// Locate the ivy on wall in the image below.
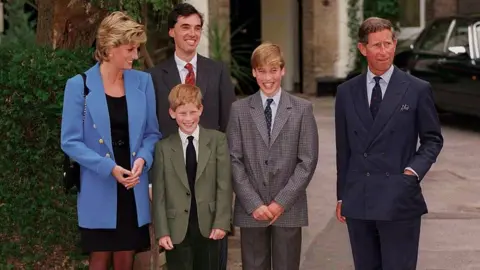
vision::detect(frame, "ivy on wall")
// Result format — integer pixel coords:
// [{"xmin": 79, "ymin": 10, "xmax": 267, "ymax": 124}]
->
[
  {"xmin": 347, "ymin": 0, "xmax": 400, "ymax": 73},
  {"xmin": 347, "ymin": 0, "xmax": 362, "ymax": 72}
]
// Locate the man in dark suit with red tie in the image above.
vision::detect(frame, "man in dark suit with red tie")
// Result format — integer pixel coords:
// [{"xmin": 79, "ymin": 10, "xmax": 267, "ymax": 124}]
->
[
  {"xmin": 335, "ymin": 17, "xmax": 444, "ymax": 270},
  {"xmin": 147, "ymin": 3, "xmax": 236, "ymax": 269},
  {"xmin": 147, "ymin": 3, "xmax": 236, "ymax": 137}
]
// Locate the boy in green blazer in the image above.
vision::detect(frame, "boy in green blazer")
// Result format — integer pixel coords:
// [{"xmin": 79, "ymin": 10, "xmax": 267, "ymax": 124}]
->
[{"xmin": 151, "ymin": 83, "xmax": 233, "ymax": 270}]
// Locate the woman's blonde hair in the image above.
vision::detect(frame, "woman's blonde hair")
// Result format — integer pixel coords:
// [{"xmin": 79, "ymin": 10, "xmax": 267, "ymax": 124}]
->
[{"xmin": 95, "ymin": 11, "xmax": 147, "ymax": 62}]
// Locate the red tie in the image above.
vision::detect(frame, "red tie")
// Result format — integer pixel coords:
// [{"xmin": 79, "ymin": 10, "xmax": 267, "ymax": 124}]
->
[{"xmin": 185, "ymin": 63, "xmax": 195, "ymax": 85}]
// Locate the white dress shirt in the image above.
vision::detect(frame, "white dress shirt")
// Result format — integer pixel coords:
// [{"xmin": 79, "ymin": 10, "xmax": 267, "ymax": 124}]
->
[
  {"xmin": 174, "ymin": 53, "xmax": 198, "ymax": 84},
  {"xmin": 178, "ymin": 126, "xmax": 199, "ymax": 163},
  {"xmin": 148, "ymin": 127, "xmax": 199, "ymax": 189},
  {"xmin": 366, "ymin": 65, "xmax": 394, "ymax": 105},
  {"xmin": 259, "ymin": 88, "xmax": 282, "ymax": 131}
]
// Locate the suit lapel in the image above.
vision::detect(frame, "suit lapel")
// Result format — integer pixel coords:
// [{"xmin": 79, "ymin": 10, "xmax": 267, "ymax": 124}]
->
[
  {"xmin": 84, "ymin": 63, "xmax": 113, "ymax": 155},
  {"xmin": 353, "ymin": 74, "xmax": 374, "ymax": 131},
  {"xmin": 124, "ymin": 70, "xmax": 144, "ymax": 152},
  {"xmin": 366, "ymin": 68, "xmax": 409, "ymax": 146},
  {"xmin": 249, "ymin": 92, "xmax": 270, "ymax": 147},
  {"xmin": 270, "ymin": 92, "xmax": 292, "ymax": 146},
  {"xmin": 195, "ymin": 127, "xmax": 211, "ymax": 182},
  {"xmin": 169, "ymin": 134, "xmax": 190, "ymax": 191},
  {"xmin": 162, "ymin": 56, "xmax": 181, "ymax": 91},
  {"xmin": 196, "ymin": 55, "xmax": 209, "ymax": 96}
]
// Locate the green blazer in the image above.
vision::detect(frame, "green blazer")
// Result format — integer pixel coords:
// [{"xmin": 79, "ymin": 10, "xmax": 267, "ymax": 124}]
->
[{"xmin": 151, "ymin": 126, "xmax": 233, "ymax": 244}]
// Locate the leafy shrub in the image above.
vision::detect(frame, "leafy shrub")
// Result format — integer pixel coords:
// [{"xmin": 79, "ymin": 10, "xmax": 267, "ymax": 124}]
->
[{"xmin": 0, "ymin": 44, "xmax": 95, "ymax": 268}]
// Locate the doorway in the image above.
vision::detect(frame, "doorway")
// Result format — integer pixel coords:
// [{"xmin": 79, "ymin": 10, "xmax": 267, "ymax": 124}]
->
[{"xmin": 230, "ymin": 0, "xmax": 261, "ymax": 95}]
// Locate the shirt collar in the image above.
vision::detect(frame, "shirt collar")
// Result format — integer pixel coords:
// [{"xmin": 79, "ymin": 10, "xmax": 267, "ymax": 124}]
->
[
  {"xmin": 367, "ymin": 65, "xmax": 394, "ymax": 84},
  {"xmin": 178, "ymin": 125, "xmax": 200, "ymax": 144},
  {"xmin": 174, "ymin": 52, "xmax": 198, "ymax": 71},
  {"xmin": 259, "ymin": 88, "xmax": 282, "ymax": 107}
]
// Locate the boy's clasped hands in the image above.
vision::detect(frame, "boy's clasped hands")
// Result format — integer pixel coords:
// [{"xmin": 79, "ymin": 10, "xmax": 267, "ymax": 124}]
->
[
  {"xmin": 158, "ymin": 228, "xmax": 227, "ymax": 250},
  {"xmin": 253, "ymin": 201, "xmax": 285, "ymax": 225}
]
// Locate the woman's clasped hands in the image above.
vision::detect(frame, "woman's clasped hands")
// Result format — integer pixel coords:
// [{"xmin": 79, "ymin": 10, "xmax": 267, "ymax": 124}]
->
[{"xmin": 112, "ymin": 158, "xmax": 145, "ymax": 189}]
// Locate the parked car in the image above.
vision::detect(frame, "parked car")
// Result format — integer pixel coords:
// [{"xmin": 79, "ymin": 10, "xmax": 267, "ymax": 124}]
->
[{"xmin": 394, "ymin": 15, "xmax": 480, "ymax": 117}]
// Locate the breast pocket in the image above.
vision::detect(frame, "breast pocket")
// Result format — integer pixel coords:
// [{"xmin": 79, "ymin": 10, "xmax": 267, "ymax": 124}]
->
[{"xmin": 392, "ymin": 104, "xmax": 416, "ymax": 129}]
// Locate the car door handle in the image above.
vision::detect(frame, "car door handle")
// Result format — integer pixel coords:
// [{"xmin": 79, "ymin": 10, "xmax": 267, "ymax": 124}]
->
[{"xmin": 437, "ymin": 58, "xmax": 446, "ymax": 64}]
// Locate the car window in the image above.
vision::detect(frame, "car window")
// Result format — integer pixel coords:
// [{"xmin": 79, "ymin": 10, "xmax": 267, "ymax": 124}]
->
[
  {"xmin": 417, "ymin": 20, "xmax": 452, "ymax": 52},
  {"xmin": 446, "ymin": 20, "xmax": 470, "ymax": 55}
]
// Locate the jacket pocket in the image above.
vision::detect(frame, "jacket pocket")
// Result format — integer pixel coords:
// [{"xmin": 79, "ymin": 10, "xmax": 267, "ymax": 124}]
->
[{"xmin": 166, "ymin": 209, "xmax": 176, "ymax": 219}]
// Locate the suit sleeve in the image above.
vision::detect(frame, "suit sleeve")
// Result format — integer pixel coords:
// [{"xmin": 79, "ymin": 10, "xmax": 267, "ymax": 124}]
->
[
  {"xmin": 218, "ymin": 62, "xmax": 237, "ymax": 132},
  {"xmin": 407, "ymin": 83, "xmax": 443, "ymax": 180},
  {"xmin": 60, "ymin": 75, "xmax": 116, "ymax": 178},
  {"xmin": 136, "ymin": 74, "xmax": 162, "ymax": 171},
  {"xmin": 335, "ymin": 87, "xmax": 351, "ymax": 201},
  {"xmin": 213, "ymin": 133, "xmax": 233, "ymax": 231},
  {"xmin": 227, "ymin": 104, "xmax": 265, "ymax": 215},
  {"xmin": 151, "ymin": 143, "xmax": 170, "ymax": 239},
  {"xmin": 274, "ymin": 103, "xmax": 319, "ymax": 211}
]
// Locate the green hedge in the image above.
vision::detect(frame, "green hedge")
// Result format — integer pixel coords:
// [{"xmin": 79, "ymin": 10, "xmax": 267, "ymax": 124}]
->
[{"xmin": 0, "ymin": 44, "xmax": 95, "ymax": 269}]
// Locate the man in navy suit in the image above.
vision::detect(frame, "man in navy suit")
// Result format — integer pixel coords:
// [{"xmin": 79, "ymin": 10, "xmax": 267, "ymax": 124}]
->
[{"xmin": 335, "ymin": 17, "xmax": 444, "ymax": 270}]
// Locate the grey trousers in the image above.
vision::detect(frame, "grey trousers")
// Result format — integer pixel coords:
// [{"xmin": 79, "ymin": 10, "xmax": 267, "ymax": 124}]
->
[{"xmin": 240, "ymin": 226, "xmax": 302, "ymax": 270}]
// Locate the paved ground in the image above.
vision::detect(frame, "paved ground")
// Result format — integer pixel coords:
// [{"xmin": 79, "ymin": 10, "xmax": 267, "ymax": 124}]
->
[{"xmin": 227, "ymin": 96, "xmax": 480, "ymax": 270}]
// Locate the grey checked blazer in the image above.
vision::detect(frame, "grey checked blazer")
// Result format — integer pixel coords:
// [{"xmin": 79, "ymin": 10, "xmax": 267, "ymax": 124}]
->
[{"xmin": 227, "ymin": 91, "xmax": 319, "ymax": 228}]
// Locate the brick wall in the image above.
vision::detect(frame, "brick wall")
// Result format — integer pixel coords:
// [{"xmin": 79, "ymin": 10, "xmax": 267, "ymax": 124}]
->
[
  {"xmin": 426, "ymin": 0, "xmax": 458, "ymax": 22},
  {"xmin": 313, "ymin": 0, "xmax": 339, "ymax": 77},
  {"xmin": 302, "ymin": 0, "xmax": 339, "ymax": 95},
  {"xmin": 302, "ymin": 0, "xmax": 315, "ymax": 95},
  {"xmin": 458, "ymin": 0, "xmax": 480, "ymax": 15}
]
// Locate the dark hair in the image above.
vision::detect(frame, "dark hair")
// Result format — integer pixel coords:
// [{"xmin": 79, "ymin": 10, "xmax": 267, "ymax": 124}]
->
[
  {"xmin": 358, "ymin": 17, "xmax": 396, "ymax": 44},
  {"xmin": 167, "ymin": 3, "xmax": 204, "ymax": 29}
]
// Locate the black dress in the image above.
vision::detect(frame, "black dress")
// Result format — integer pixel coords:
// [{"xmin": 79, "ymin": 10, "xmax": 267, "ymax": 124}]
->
[{"xmin": 79, "ymin": 94, "xmax": 150, "ymax": 253}]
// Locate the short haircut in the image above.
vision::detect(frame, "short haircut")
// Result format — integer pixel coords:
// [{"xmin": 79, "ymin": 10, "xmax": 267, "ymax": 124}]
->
[
  {"xmin": 95, "ymin": 11, "xmax": 147, "ymax": 62},
  {"xmin": 251, "ymin": 42, "xmax": 285, "ymax": 69},
  {"xmin": 168, "ymin": 3, "xmax": 204, "ymax": 29},
  {"xmin": 168, "ymin": 84, "xmax": 203, "ymax": 111},
  {"xmin": 358, "ymin": 17, "xmax": 396, "ymax": 44}
]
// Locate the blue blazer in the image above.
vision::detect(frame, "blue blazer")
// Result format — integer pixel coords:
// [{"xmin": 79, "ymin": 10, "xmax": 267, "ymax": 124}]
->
[
  {"xmin": 335, "ymin": 67, "xmax": 443, "ymax": 221},
  {"xmin": 61, "ymin": 63, "xmax": 162, "ymax": 229}
]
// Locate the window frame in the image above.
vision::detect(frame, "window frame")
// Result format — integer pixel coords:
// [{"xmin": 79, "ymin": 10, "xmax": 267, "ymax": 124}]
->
[{"xmin": 473, "ymin": 21, "xmax": 480, "ymax": 59}]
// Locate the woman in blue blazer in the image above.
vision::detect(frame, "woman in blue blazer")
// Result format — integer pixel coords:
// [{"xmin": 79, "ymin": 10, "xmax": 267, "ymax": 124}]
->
[{"xmin": 61, "ymin": 12, "xmax": 161, "ymax": 269}]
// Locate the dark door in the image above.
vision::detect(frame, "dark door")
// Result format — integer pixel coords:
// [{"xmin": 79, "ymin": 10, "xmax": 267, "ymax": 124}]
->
[
  {"xmin": 409, "ymin": 18, "xmax": 454, "ymax": 107},
  {"xmin": 436, "ymin": 19, "xmax": 480, "ymax": 116},
  {"xmin": 230, "ymin": 0, "xmax": 261, "ymax": 95}
]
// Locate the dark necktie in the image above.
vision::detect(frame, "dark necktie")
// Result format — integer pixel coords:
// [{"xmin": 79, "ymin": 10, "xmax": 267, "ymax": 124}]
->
[
  {"xmin": 185, "ymin": 136, "xmax": 197, "ymax": 222},
  {"xmin": 264, "ymin": 98, "xmax": 274, "ymax": 140},
  {"xmin": 370, "ymin": 76, "xmax": 383, "ymax": 119},
  {"xmin": 185, "ymin": 63, "xmax": 196, "ymax": 85}
]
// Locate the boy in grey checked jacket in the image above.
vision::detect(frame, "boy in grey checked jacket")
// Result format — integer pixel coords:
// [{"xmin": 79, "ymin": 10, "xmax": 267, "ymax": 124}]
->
[{"xmin": 226, "ymin": 42, "xmax": 319, "ymax": 270}]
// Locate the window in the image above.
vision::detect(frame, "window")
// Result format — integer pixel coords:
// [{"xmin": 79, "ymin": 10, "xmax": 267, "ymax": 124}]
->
[
  {"xmin": 397, "ymin": 0, "xmax": 426, "ymax": 40},
  {"xmin": 445, "ymin": 20, "xmax": 470, "ymax": 55},
  {"xmin": 417, "ymin": 20, "xmax": 452, "ymax": 52},
  {"xmin": 399, "ymin": 0, "xmax": 420, "ymax": 27}
]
